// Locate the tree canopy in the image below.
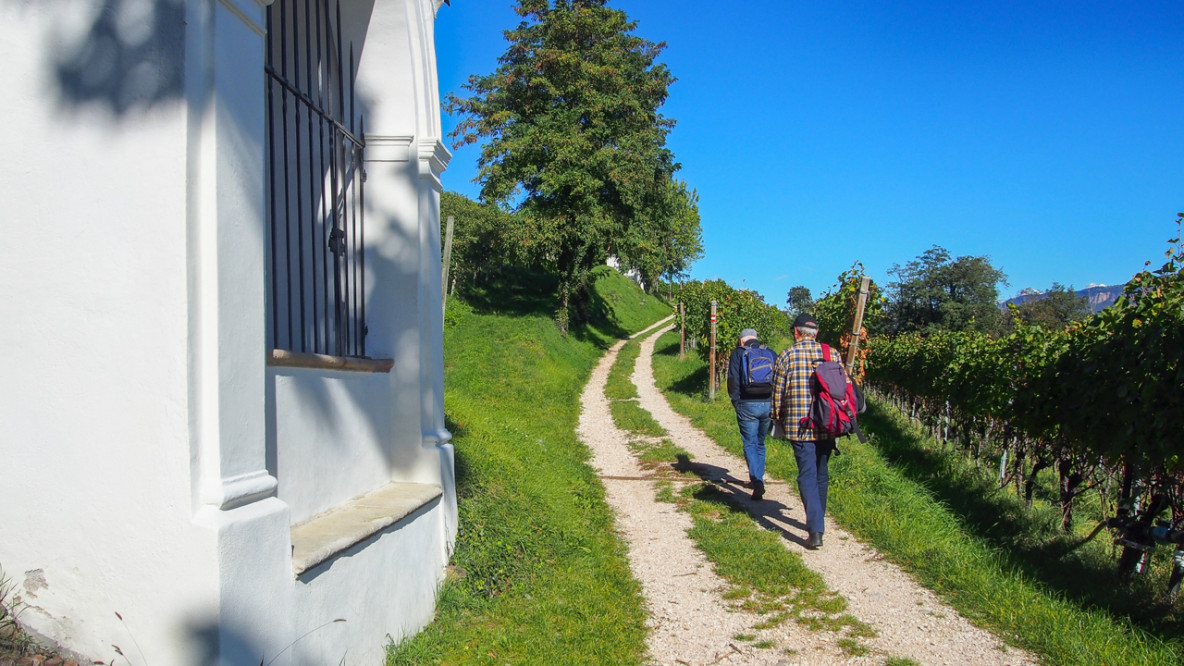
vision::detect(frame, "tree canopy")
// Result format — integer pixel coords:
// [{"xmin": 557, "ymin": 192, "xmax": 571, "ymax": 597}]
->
[
  {"xmin": 615, "ymin": 179, "xmax": 703, "ymax": 290},
  {"xmin": 785, "ymin": 286, "xmax": 813, "ymax": 317},
  {"xmin": 445, "ymin": 0, "xmax": 695, "ymax": 331},
  {"xmin": 1003, "ymin": 283, "xmax": 1092, "ymax": 332},
  {"xmin": 886, "ymin": 246, "xmax": 1008, "ymax": 334},
  {"xmin": 440, "ymin": 192, "xmax": 521, "ymax": 294}
]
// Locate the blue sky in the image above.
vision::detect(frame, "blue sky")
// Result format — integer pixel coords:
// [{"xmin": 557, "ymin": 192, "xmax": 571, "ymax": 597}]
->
[{"xmin": 435, "ymin": 1, "xmax": 1184, "ymax": 305}]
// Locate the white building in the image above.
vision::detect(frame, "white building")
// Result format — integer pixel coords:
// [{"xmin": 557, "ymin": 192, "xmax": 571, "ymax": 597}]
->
[{"xmin": 0, "ymin": 1, "xmax": 456, "ymax": 663}]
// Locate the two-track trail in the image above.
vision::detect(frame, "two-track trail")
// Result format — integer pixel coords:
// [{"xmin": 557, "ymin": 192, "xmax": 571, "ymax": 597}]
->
[{"xmin": 578, "ymin": 319, "xmax": 1036, "ymax": 666}]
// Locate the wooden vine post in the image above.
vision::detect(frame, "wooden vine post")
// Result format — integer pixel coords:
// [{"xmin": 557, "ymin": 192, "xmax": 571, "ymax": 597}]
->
[
  {"xmin": 679, "ymin": 301, "xmax": 686, "ymax": 361},
  {"xmin": 845, "ymin": 276, "xmax": 871, "ymax": 376},
  {"xmin": 441, "ymin": 215, "xmax": 455, "ymax": 312},
  {"xmin": 709, "ymin": 300, "xmax": 718, "ymax": 400}
]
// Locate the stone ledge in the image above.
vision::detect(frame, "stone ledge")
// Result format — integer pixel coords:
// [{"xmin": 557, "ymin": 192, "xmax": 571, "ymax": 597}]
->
[
  {"xmin": 269, "ymin": 349, "xmax": 394, "ymax": 373},
  {"xmin": 290, "ymin": 481, "xmax": 443, "ymax": 576}
]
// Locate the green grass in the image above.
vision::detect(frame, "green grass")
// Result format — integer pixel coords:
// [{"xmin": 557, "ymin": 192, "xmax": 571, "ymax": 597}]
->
[
  {"xmin": 861, "ymin": 395, "xmax": 1184, "ymax": 629},
  {"xmin": 387, "ymin": 267, "xmax": 669, "ymax": 665},
  {"xmin": 606, "ymin": 334, "xmax": 669, "ymax": 439},
  {"xmin": 650, "ymin": 330, "xmax": 1184, "ymax": 666},
  {"xmin": 604, "ymin": 340, "xmax": 641, "ymax": 401},
  {"xmin": 679, "ymin": 483, "xmax": 874, "ymax": 642}
]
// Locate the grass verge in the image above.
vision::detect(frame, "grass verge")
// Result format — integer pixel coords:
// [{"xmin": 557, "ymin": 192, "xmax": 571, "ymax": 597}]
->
[
  {"xmin": 650, "ymin": 330, "xmax": 1184, "ymax": 666},
  {"xmin": 386, "ymin": 267, "xmax": 669, "ymax": 665}
]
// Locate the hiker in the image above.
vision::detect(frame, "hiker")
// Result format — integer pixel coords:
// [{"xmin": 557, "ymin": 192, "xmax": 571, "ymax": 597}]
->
[
  {"xmin": 726, "ymin": 328, "xmax": 777, "ymax": 500},
  {"xmin": 771, "ymin": 313, "xmax": 834, "ymax": 550}
]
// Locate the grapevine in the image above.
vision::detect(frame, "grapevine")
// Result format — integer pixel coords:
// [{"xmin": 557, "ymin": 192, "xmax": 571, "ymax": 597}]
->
[{"xmin": 866, "ymin": 217, "xmax": 1184, "ymax": 530}]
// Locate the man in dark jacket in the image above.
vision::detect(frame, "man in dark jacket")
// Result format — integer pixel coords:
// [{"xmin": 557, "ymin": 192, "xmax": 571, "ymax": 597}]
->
[{"xmin": 726, "ymin": 328, "xmax": 776, "ymax": 500}]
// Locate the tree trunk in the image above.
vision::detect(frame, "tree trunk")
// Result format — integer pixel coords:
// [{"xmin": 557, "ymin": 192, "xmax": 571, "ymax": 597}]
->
[
  {"xmin": 1058, "ymin": 457, "xmax": 1084, "ymax": 533},
  {"xmin": 1009, "ymin": 440, "xmax": 1025, "ymax": 497},
  {"xmin": 1025, "ymin": 457, "xmax": 1049, "ymax": 507},
  {"xmin": 557, "ymin": 286, "xmax": 571, "ymax": 336}
]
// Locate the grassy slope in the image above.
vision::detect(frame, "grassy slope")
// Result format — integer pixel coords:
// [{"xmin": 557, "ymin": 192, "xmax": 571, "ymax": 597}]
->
[
  {"xmin": 649, "ymin": 330, "xmax": 1184, "ymax": 666},
  {"xmin": 388, "ymin": 267, "xmax": 669, "ymax": 665}
]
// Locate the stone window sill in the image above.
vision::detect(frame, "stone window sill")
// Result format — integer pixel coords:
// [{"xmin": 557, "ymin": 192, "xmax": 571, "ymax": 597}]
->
[
  {"xmin": 290, "ymin": 481, "xmax": 443, "ymax": 576},
  {"xmin": 269, "ymin": 349, "xmax": 394, "ymax": 373}
]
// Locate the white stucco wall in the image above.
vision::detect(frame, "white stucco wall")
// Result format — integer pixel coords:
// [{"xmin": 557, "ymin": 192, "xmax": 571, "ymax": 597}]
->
[
  {"xmin": 0, "ymin": 1, "xmax": 455, "ymax": 663},
  {"xmin": 269, "ymin": 0, "xmax": 455, "ymax": 526},
  {"xmin": 0, "ymin": 0, "xmax": 222, "ymax": 661}
]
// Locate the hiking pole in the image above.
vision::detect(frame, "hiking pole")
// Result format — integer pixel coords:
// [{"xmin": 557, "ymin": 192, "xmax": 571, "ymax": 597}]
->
[{"xmin": 845, "ymin": 276, "xmax": 871, "ymax": 377}]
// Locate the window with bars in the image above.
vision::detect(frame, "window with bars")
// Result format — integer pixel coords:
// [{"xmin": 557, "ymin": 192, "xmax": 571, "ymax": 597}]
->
[{"xmin": 265, "ymin": 0, "xmax": 367, "ymax": 358}]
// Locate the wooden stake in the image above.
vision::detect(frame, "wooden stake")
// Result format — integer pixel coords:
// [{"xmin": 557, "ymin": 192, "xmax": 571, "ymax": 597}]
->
[
  {"xmin": 441, "ymin": 215, "xmax": 455, "ymax": 312},
  {"xmin": 679, "ymin": 301, "xmax": 686, "ymax": 361},
  {"xmin": 709, "ymin": 300, "xmax": 718, "ymax": 400},
  {"xmin": 845, "ymin": 276, "xmax": 871, "ymax": 375}
]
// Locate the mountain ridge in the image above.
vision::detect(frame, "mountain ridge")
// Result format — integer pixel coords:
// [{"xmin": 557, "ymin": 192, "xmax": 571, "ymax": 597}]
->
[{"xmin": 1002, "ymin": 284, "xmax": 1124, "ymax": 313}]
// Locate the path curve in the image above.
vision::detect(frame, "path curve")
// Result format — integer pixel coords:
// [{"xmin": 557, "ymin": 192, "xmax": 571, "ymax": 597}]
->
[{"xmin": 579, "ymin": 320, "xmax": 1036, "ymax": 665}]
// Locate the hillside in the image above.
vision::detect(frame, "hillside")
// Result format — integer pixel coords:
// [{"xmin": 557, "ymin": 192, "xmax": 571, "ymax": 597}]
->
[
  {"xmin": 1003, "ymin": 283, "xmax": 1124, "ymax": 313},
  {"xmin": 389, "ymin": 266, "xmax": 670, "ymax": 664}
]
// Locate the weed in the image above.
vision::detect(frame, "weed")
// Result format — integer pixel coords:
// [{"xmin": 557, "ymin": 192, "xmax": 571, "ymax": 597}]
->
[
  {"xmin": 0, "ymin": 565, "xmax": 33, "ymax": 657},
  {"xmin": 836, "ymin": 637, "xmax": 869, "ymax": 656},
  {"xmin": 654, "ymin": 483, "xmax": 677, "ymax": 503},
  {"xmin": 264, "ymin": 618, "xmax": 346, "ymax": 666}
]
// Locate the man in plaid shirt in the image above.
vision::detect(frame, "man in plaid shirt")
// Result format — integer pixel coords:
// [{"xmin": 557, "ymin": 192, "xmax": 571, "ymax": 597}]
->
[{"xmin": 771, "ymin": 313, "xmax": 834, "ymax": 550}]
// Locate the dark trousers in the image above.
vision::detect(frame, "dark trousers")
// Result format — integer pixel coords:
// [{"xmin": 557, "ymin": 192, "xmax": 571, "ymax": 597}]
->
[{"xmin": 790, "ymin": 439, "xmax": 833, "ymax": 534}]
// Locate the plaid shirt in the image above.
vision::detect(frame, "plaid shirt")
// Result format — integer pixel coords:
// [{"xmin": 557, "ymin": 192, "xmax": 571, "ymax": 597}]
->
[{"xmin": 771, "ymin": 338, "xmax": 830, "ymax": 441}]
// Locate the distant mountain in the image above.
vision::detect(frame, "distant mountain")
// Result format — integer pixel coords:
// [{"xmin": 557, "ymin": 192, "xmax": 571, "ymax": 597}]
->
[{"xmin": 1001, "ymin": 283, "xmax": 1125, "ymax": 313}]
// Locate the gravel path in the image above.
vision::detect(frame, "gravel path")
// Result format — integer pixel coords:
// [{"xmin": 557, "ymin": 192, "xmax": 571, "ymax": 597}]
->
[{"xmin": 578, "ymin": 320, "xmax": 1038, "ymax": 666}]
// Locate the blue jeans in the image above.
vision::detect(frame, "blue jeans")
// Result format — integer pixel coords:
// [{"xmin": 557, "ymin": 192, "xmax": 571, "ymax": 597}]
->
[
  {"xmin": 791, "ymin": 439, "xmax": 833, "ymax": 534},
  {"xmin": 735, "ymin": 400, "xmax": 771, "ymax": 485}
]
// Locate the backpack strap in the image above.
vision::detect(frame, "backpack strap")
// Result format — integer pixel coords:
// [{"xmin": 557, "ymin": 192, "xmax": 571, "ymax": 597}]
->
[{"xmin": 820, "ymin": 343, "xmax": 832, "ymax": 362}]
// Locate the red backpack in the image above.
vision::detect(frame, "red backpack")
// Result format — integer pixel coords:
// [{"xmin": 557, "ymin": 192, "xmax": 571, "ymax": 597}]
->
[{"xmin": 800, "ymin": 344, "xmax": 867, "ymax": 443}]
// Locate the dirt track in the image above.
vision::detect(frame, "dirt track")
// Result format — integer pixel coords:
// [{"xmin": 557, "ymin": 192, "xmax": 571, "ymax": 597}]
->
[{"xmin": 578, "ymin": 319, "xmax": 1036, "ymax": 665}]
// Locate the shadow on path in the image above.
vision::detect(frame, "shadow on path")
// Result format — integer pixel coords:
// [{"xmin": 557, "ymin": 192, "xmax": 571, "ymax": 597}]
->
[{"xmin": 669, "ymin": 454, "xmax": 810, "ymax": 549}]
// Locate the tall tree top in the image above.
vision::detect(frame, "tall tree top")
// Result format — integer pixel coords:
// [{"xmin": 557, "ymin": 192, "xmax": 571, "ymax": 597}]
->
[{"xmin": 444, "ymin": 0, "xmax": 685, "ymax": 331}]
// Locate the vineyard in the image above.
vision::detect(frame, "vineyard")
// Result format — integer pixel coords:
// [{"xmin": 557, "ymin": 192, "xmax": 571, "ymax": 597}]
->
[
  {"xmin": 674, "ymin": 279, "xmax": 791, "ymax": 362},
  {"xmin": 673, "ymin": 219, "xmax": 1184, "ymax": 612},
  {"xmin": 865, "ymin": 222, "xmax": 1183, "ymax": 520}
]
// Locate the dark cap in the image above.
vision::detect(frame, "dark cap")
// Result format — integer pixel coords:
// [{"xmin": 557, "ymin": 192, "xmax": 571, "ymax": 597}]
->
[{"xmin": 793, "ymin": 313, "xmax": 818, "ymax": 329}]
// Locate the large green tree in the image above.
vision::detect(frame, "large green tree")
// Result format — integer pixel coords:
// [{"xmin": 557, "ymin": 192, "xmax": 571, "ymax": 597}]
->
[
  {"xmin": 446, "ymin": 0, "xmax": 681, "ymax": 331},
  {"xmin": 616, "ymin": 179, "xmax": 703, "ymax": 291},
  {"xmin": 785, "ymin": 286, "xmax": 813, "ymax": 317},
  {"xmin": 887, "ymin": 245, "xmax": 1007, "ymax": 334}
]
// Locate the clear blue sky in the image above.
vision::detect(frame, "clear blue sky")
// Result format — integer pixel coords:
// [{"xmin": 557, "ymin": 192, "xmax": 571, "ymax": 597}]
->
[{"xmin": 435, "ymin": 1, "xmax": 1184, "ymax": 305}]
